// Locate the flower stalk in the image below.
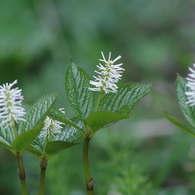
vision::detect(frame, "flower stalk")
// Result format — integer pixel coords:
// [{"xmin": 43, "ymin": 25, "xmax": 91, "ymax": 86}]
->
[
  {"xmin": 38, "ymin": 108, "xmax": 65, "ymax": 195},
  {"xmin": 16, "ymin": 152, "xmax": 27, "ymax": 195},
  {"xmin": 84, "ymin": 52, "xmax": 125, "ymax": 194},
  {"xmin": 94, "ymin": 92, "xmax": 103, "ymax": 111},
  {"xmin": 39, "ymin": 157, "xmax": 48, "ymax": 195},
  {"xmin": 83, "ymin": 138, "xmax": 94, "ymax": 195}
]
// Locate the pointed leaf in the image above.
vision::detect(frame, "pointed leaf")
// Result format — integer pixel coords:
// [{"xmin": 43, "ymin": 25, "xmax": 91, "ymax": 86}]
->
[
  {"xmin": 22, "ymin": 102, "xmax": 31, "ymax": 112},
  {"xmin": 18, "ymin": 92, "xmax": 58, "ymax": 134},
  {"xmin": 25, "ymin": 144, "xmax": 42, "ymax": 158},
  {"xmin": 65, "ymin": 60, "xmax": 94, "ymax": 119},
  {"xmin": 0, "ymin": 124, "xmax": 15, "ymax": 150},
  {"xmin": 29, "ymin": 136, "xmax": 47, "ymax": 155},
  {"xmin": 0, "ymin": 138, "xmax": 13, "ymax": 151},
  {"xmin": 86, "ymin": 111, "xmax": 129, "ymax": 134},
  {"xmin": 27, "ymin": 117, "xmax": 82, "ymax": 158},
  {"xmin": 116, "ymin": 105, "xmax": 131, "ymax": 115},
  {"xmin": 49, "ymin": 107, "xmax": 84, "ymax": 135},
  {"xmin": 98, "ymin": 82, "xmax": 152, "ymax": 112},
  {"xmin": 52, "ymin": 117, "xmax": 82, "ymax": 142},
  {"xmin": 163, "ymin": 111, "xmax": 195, "ymax": 138},
  {"xmin": 12, "ymin": 123, "xmax": 44, "ymax": 152},
  {"xmin": 176, "ymin": 75, "xmax": 195, "ymax": 127},
  {"xmin": 45, "ymin": 141, "xmax": 78, "ymax": 156}
]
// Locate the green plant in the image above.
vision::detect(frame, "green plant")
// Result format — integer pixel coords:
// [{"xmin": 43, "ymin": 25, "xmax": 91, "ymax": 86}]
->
[{"xmin": 0, "ymin": 52, "xmax": 152, "ymax": 194}]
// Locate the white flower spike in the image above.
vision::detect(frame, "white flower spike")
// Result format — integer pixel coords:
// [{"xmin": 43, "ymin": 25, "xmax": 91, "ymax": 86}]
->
[
  {"xmin": 89, "ymin": 52, "xmax": 125, "ymax": 94},
  {"xmin": 185, "ymin": 64, "xmax": 195, "ymax": 106},
  {"xmin": 0, "ymin": 80, "xmax": 26, "ymax": 127},
  {"xmin": 40, "ymin": 108, "xmax": 65, "ymax": 138}
]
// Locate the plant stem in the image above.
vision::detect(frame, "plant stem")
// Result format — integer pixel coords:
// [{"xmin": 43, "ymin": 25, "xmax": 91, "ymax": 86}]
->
[
  {"xmin": 83, "ymin": 138, "xmax": 94, "ymax": 195},
  {"xmin": 16, "ymin": 152, "xmax": 27, "ymax": 195},
  {"xmin": 13, "ymin": 121, "xmax": 18, "ymax": 141},
  {"xmin": 95, "ymin": 92, "xmax": 103, "ymax": 111},
  {"xmin": 39, "ymin": 158, "xmax": 48, "ymax": 195}
]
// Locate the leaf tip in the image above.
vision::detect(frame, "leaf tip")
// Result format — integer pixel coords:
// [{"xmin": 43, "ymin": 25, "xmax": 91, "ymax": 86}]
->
[{"xmin": 69, "ymin": 57, "xmax": 75, "ymax": 65}]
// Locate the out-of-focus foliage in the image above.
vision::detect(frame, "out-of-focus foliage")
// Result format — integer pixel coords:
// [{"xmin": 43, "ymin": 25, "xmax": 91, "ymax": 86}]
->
[{"xmin": 1, "ymin": 0, "xmax": 195, "ymax": 194}]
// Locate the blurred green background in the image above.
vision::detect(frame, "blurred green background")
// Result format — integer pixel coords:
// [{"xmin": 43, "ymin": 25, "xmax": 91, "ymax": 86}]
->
[{"xmin": 1, "ymin": 0, "xmax": 195, "ymax": 194}]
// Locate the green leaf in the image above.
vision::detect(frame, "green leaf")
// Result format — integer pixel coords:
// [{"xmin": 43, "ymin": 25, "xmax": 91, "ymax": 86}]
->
[
  {"xmin": 86, "ymin": 111, "xmax": 129, "ymax": 136},
  {"xmin": 163, "ymin": 111, "xmax": 195, "ymax": 138},
  {"xmin": 26, "ymin": 136, "xmax": 46, "ymax": 158},
  {"xmin": 65, "ymin": 60, "xmax": 94, "ymax": 120},
  {"xmin": 0, "ymin": 124, "xmax": 15, "ymax": 150},
  {"xmin": 45, "ymin": 141, "xmax": 78, "ymax": 156},
  {"xmin": 116, "ymin": 105, "xmax": 131, "ymax": 115},
  {"xmin": 176, "ymin": 75, "xmax": 195, "ymax": 127},
  {"xmin": 98, "ymin": 82, "xmax": 152, "ymax": 113},
  {"xmin": 0, "ymin": 138, "xmax": 13, "ymax": 151},
  {"xmin": 49, "ymin": 107, "xmax": 84, "ymax": 135},
  {"xmin": 27, "ymin": 117, "xmax": 82, "ymax": 158},
  {"xmin": 52, "ymin": 117, "xmax": 82, "ymax": 142},
  {"xmin": 12, "ymin": 123, "xmax": 43, "ymax": 152},
  {"xmin": 25, "ymin": 144, "xmax": 42, "ymax": 159},
  {"xmin": 18, "ymin": 92, "xmax": 58, "ymax": 134}
]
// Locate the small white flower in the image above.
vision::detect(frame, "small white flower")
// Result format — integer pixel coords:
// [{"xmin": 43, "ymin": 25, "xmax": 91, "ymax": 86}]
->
[
  {"xmin": 89, "ymin": 52, "xmax": 125, "ymax": 94},
  {"xmin": 40, "ymin": 108, "xmax": 65, "ymax": 138},
  {"xmin": 59, "ymin": 108, "xmax": 66, "ymax": 115},
  {"xmin": 185, "ymin": 64, "xmax": 195, "ymax": 106},
  {"xmin": 0, "ymin": 80, "xmax": 26, "ymax": 127}
]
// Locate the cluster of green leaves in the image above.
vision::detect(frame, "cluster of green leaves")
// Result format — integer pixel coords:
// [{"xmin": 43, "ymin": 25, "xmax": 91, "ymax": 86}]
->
[
  {"xmin": 26, "ymin": 106, "xmax": 81, "ymax": 161},
  {"xmin": 0, "ymin": 89, "xmax": 81, "ymax": 162},
  {"xmin": 164, "ymin": 75, "xmax": 195, "ymax": 137},
  {"xmin": 0, "ymin": 55, "xmax": 152, "ymax": 162},
  {"xmin": 0, "ymin": 93, "xmax": 58, "ymax": 156},
  {"xmin": 0, "ymin": 58, "xmax": 152, "ymax": 195},
  {"xmin": 65, "ymin": 60, "xmax": 152, "ymax": 138}
]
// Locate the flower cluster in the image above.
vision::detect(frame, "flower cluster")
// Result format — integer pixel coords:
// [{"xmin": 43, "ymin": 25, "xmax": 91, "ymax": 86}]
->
[
  {"xmin": 39, "ymin": 108, "xmax": 65, "ymax": 138},
  {"xmin": 186, "ymin": 64, "xmax": 195, "ymax": 106},
  {"xmin": 0, "ymin": 80, "xmax": 26, "ymax": 127},
  {"xmin": 89, "ymin": 52, "xmax": 125, "ymax": 94}
]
